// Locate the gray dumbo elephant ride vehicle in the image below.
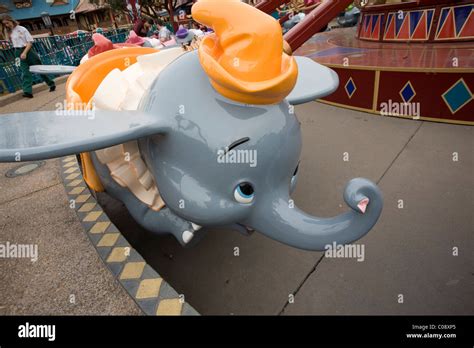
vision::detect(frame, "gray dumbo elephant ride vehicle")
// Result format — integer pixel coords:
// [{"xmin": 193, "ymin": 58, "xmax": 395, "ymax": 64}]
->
[{"xmin": 0, "ymin": 0, "xmax": 382, "ymax": 251}]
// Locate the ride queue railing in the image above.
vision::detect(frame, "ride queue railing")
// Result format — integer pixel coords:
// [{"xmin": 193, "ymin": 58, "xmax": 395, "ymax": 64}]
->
[{"xmin": 0, "ymin": 28, "xmax": 130, "ymax": 95}]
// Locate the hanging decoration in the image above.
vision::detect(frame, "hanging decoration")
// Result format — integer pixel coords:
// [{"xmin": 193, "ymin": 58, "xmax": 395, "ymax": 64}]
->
[{"xmin": 125, "ymin": 0, "xmax": 142, "ymax": 22}]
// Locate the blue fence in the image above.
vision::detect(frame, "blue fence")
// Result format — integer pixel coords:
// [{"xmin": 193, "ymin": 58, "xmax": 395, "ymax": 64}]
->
[{"xmin": 0, "ymin": 28, "xmax": 130, "ymax": 94}]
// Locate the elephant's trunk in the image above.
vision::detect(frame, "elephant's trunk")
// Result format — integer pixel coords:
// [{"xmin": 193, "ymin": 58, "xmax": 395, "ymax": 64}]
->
[{"xmin": 244, "ymin": 178, "xmax": 383, "ymax": 251}]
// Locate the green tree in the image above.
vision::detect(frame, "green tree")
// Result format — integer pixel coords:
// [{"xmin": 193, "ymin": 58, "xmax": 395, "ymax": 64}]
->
[{"xmin": 91, "ymin": 0, "xmax": 185, "ymax": 19}]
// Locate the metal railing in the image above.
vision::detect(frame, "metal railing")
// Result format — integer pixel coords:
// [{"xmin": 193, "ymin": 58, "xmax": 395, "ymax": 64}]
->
[{"xmin": 0, "ymin": 28, "xmax": 130, "ymax": 95}]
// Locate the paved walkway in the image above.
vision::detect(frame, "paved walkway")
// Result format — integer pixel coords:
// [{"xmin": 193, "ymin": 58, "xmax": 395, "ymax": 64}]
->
[
  {"xmin": 99, "ymin": 103, "xmax": 474, "ymax": 315},
  {"xmin": 0, "ymin": 84, "xmax": 141, "ymax": 315},
  {"xmin": 0, "ymin": 83, "xmax": 472, "ymax": 315}
]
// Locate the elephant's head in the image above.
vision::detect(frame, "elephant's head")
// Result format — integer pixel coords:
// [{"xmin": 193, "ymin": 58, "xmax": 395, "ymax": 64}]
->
[{"xmin": 133, "ymin": 49, "xmax": 382, "ymax": 251}]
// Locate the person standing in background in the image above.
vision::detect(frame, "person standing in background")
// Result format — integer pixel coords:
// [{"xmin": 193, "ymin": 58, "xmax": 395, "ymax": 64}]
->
[
  {"xmin": 1, "ymin": 15, "xmax": 55, "ymax": 98},
  {"xmin": 156, "ymin": 19, "xmax": 172, "ymax": 43}
]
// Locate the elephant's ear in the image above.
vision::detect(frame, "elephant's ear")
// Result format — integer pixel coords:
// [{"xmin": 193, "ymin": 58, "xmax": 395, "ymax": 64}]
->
[
  {"xmin": 0, "ymin": 110, "xmax": 166, "ymax": 162},
  {"xmin": 286, "ymin": 56, "xmax": 339, "ymax": 105}
]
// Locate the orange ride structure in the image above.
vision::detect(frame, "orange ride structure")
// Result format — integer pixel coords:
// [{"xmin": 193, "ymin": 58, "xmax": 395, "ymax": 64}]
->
[{"xmin": 260, "ymin": 0, "xmax": 474, "ymax": 125}]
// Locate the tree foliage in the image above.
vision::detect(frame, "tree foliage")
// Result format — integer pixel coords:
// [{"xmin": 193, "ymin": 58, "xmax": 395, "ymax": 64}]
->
[{"xmin": 91, "ymin": 0, "xmax": 185, "ymax": 18}]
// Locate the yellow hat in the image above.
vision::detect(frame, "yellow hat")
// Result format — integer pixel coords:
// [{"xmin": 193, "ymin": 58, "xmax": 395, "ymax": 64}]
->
[{"xmin": 192, "ymin": 0, "xmax": 298, "ymax": 105}]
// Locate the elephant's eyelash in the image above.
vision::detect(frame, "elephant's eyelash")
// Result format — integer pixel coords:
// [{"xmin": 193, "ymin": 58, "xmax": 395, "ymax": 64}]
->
[{"xmin": 225, "ymin": 137, "xmax": 250, "ymax": 154}]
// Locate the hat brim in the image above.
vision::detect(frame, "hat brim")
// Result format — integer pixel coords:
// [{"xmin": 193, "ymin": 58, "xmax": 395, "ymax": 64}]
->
[{"xmin": 176, "ymin": 32, "xmax": 195, "ymax": 44}]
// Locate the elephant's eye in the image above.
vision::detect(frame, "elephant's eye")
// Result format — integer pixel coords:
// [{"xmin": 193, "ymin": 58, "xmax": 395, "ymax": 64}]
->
[{"xmin": 234, "ymin": 182, "xmax": 254, "ymax": 204}]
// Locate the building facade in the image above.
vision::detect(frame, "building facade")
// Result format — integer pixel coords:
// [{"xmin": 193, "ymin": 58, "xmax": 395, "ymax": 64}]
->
[{"xmin": 0, "ymin": 0, "xmax": 130, "ymax": 39}]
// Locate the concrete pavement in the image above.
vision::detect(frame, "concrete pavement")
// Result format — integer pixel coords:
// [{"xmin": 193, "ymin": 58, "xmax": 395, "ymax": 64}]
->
[
  {"xmin": 0, "ymin": 76, "xmax": 69, "ymax": 108},
  {"xmin": 98, "ymin": 103, "xmax": 473, "ymax": 315},
  {"xmin": 283, "ymin": 109, "xmax": 474, "ymax": 315}
]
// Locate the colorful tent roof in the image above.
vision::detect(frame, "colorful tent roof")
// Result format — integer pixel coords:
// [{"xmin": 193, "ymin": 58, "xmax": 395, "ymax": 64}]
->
[{"xmin": 3, "ymin": 0, "xmax": 80, "ymax": 20}]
